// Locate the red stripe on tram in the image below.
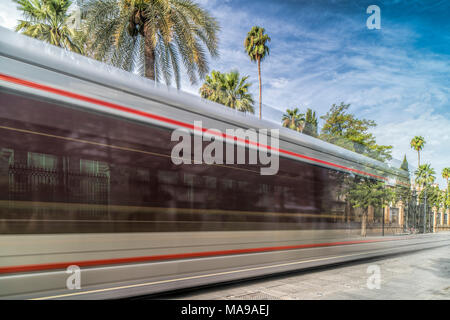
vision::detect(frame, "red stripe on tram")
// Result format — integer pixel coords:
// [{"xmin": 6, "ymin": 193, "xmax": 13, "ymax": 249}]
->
[
  {"xmin": 0, "ymin": 238, "xmax": 401, "ymax": 274},
  {"xmin": 0, "ymin": 73, "xmax": 387, "ymax": 180}
]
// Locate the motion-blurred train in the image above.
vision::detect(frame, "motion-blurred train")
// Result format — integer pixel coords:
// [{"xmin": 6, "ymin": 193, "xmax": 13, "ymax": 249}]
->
[{"xmin": 1, "ymin": 27, "xmax": 447, "ymax": 300}]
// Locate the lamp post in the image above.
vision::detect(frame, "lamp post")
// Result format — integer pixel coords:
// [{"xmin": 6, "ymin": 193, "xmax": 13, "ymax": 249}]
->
[
  {"xmin": 411, "ymin": 189, "xmax": 417, "ymax": 232},
  {"xmin": 423, "ymin": 187, "xmax": 427, "ymax": 233},
  {"xmin": 404, "ymin": 202, "xmax": 408, "ymax": 232}
]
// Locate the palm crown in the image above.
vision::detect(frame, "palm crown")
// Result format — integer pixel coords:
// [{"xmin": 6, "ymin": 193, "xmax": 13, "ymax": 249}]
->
[
  {"xmin": 244, "ymin": 26, "xmax": 270, "ymax": 119},
  {"xmin": 282, "ymin": 108, "xmax": 305, "ymax": 132},
  {"xmin": 244, "ymin": 26, "xmax": 270, "ymax": 62},
  {"xmin": 415, "ymin": 164, "xmax": 436, "ymax": 188},
  {"xmin": 442, "ymin": 167, "xmax": 450, "ymax": 190},
  {"xmin": 200, "ymin": 70, "xmax": 254, "ymax": 113},
  {"xmin": 14, "ymin": 0, "xmax": 83, "ymax": 53},
  {"xmin": 81, "ymin": 0, "xmax": 219, "ymax": 88},
  {"xmin": 410, "ymin": 136, "xmax": 425, "ymax": 167}
]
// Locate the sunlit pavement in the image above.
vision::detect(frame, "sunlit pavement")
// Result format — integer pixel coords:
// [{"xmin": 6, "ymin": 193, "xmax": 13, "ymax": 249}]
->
[{"xmin": 168, "ymin": 244, "xmax": 450, "ymax": 300}]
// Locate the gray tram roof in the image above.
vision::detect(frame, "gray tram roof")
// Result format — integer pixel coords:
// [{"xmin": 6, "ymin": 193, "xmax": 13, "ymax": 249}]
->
[{"xmin": 0, "ymin": 27, "xmax": 407, "ymax": 180}]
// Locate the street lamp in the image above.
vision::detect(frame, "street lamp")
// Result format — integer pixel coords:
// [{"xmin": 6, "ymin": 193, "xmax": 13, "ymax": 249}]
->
[
  {"xmin": 411, "ymin": 189, "xmax": 417, "ymax": 232},
  {"xmin": 404, "ymin": 201, "xmax": 408, "ymax": 232},
  {"xmin": 424, "ymin": 187, "xmax": 427, "ymax": 233}
]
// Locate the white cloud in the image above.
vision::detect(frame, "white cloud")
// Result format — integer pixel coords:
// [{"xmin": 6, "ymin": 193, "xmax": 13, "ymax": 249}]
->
[
  {"xmin": 2, "ymin": 0, "xmax": 448, "ymax": 186},
  {"xmin": 0, "ymin": 1, "xmax": 20, "ymax": 30},
  {"xmin": 270, "ymin": 77, "xmax": 289, "ymax": 89},
  {"xmin": 372, "ymin": 110, "xmax": 450, "ymax": 188},
  {"xmin": 192, "ymin": 1, "xmax": 450, "ymax": 187}
]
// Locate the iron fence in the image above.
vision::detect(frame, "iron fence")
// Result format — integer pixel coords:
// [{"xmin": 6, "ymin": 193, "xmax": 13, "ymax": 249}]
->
[{"xmin": 7, "ymin": 163, "xmax": 109, "ymax": 204}]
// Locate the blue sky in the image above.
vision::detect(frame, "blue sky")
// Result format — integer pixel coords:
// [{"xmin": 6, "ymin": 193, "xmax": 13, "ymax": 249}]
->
[{"xmin": 1, "ymin": 0, "xmax": 449, "ymax": 187}]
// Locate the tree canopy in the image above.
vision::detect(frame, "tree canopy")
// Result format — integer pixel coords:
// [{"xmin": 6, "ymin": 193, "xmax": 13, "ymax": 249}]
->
[
  {"xmin": 81, "ymin": 0, "xmax": 219, "ymax": 88},
  {"xmin": 346, "ymin": 178, "xmax": 393, "ymax": 211},
  {"xmin": 442, "ymin": 167, "xmax": 450, "ymax": 190},
  {"xmin": 282, "ymin": 108, "xmax": 305, "ymax": 132},
  {"xmin": 199, "ymin": 70, "xmax": 254, "ymax": 113},
  {"xmin": 410, "ymin": 136, "xmax": 425, "ymax": 168},
  {"xmin": 303, "ymin": 108, "xmax": 318, "ymax": 137},
  {"xmin": 319, "ymin": 102, "xmax": 392, "ymax": 162},
  {"xmin": 15, "ymin": 0, "xmax": 83, "ymax": 53},
  {"xmin": 415, "ymin": 164, "xmax": 436, "ymax": 189},
  {"xmin": 400, "ymin": 155, "xmax": 409, "ymax": 172}
]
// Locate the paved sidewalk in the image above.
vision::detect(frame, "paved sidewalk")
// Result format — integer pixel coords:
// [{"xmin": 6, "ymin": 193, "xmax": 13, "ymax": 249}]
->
[{"xmin": 171, "ymin": 245, "xmax": 450, "ymax": 300}]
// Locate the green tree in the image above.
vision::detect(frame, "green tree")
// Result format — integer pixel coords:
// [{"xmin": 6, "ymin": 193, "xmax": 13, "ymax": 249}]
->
[
  {"xmin": 410, "ymin": 136, "xmax": 425, "ymax": 168},
  {"xmin": 415, "ymin": 164, "xmax": 435, "ymax": 190},
  {"xmin": 427, "ymin": 186, "xmax": 443, "ymax": 209},
  {"xmin": 14, "ymin": 0, "xmax": 83, "ymax": 53},
  {"xmin": 282, "ymin": 108, "xmax": 305, "ymax": 133},
  {"xmin": 442, "ymin": 168, "xmax": 450, "ymax": 211},
  {"xmin": 320, "ymin": 102, "xmax": 392, "ymax": 162},
  {"xmin": 444, "ymin": 189, "xmax": 450, "ymax": 209},
  {"xmin": 303, "ymin": 108, "xmax": 318, "ymax": 137},
  {"xmin": 199, "ymin": 70, "xmax": 222, "ymax": 104},
  {"xmin": 346, "ymin": 178, "xmax": 393, "ymax": 237},
  {"xmin": 81, "ymin": 0, "xmax": 219, "ymax": 88},
  {"xmin": 442, "ymin": 167, "xmax": 450, "ymax": 191},
  {"xmin": 244, "ymin": 26, "xmax": 270, "ymax": 120},
  {"xmin": 393, "ymin": 183, "xmax": 411, "ymax": 209},
  {"xmin": 400, "ymin": 155, "xmax": 411, "ymax": 186},
  {"xmin": 199, "ymin": 70, "xmax": 254, "ymax": 113},
  {"xmin": 400, "ymin": 155, "xmax": 409, "ymax": 171}
]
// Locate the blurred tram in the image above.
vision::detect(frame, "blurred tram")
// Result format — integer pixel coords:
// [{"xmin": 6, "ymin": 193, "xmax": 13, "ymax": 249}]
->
[{"xmin": 0, "ymin": 27, "xmax": 446, "ymax": 299}]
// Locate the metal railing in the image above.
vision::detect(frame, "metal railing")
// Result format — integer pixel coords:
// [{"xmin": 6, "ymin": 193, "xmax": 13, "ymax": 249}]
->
[{"xmin": 7, "ymin": 164, "xmax": 110, "ymax": 204}]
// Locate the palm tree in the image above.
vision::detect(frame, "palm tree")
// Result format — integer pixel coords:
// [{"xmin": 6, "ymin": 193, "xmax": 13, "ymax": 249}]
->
[
  {"xmin": 244, "ymin": 26, "xmax": 270, "ymax": 120},
  {"xmin": 282, "ymin": 108, "xmax": 305, "ymax": 133},
  {"xmin": 200, "ymin": 70, "xmax": 254, "ymax": 113},
  {"xmin": 410, "ymin": 136, "xmax": 425, "ymax": 168},
  {"xmin": 303, "ymin": 108, "xmax": 318, "ymax": 137},
  {"xmin": 442, "ymin": 167, "xmax": 450, "ymax": 191},
  {"xmin": 199, "ymin": 70, "xmax": 223, "ymax": 103},
  {"xmin": 14, "ymin": 0, "xmax": 83, "ymax": 53},
  {"xmin": 81, "ymin": 0, "xmax": 219, "ymax": 88},
  {"xmin": 415, "ymin": 164, "xmax": 436, "ymax": 189}
]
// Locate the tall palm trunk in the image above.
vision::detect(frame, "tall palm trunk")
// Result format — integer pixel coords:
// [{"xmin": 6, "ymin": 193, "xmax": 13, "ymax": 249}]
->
[
  {"xmin": 258, "ymin": 58, "xmax": 262, "ymax": 119},
  {"xmin": 144, "ymin": 25, "xmax": 156, "ymax": 80},
  {"xmin": 417, "ymin": 151, "xmax": 420, "ymax": 169}
]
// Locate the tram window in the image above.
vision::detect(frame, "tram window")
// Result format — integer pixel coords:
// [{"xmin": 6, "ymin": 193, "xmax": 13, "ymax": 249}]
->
[
  {"xmin": 158, "ymin": 170, "xmax": 178, "ymax": 185},
  {"xmin": 259, "ymin": 184, "xmax": 270, "ymax": 194},
  {"xmin": 80, "ymin": 159, "xmax": 110, "ymax": 177},
  {"xmin": 27, "ymin": 152, "xmax": 57, "ymax": 170},
  {"xmin": 0, "ymin": 148, "xmax": 14, "ymax": 165},
  {"xmin": 0, "ymin": 149, "xmax": 13, "ymax": 187},
  {"xmin": 273, "ymin": 185, "xmax": 283, "ymax": 193},
  {"xmin": 133, "ymin": 167, "xmax": 150, "ymax": 181},
  {"xmin": 204, "ymin": 176, "xmax": 217, "ymax": 189},
  {"xmin": 184, "ymin": 173, "xmax": 194, "ymax": 186},
  {"xmin": 238, "ymin": 180, "xmax": 249, "ymax": 190},
  {"xmin": 184, "ymin": 173, "xmax": 195, "ymax": 202},
  {"xmin": 220, "ymin": 178, "xmax": 233, "ymax": 190}
]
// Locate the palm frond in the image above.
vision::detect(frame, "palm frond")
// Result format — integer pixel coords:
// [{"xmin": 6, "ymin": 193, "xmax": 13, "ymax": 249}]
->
[{"xmin": 81, "ymin": 0, "xmax": 219, "ymax": 88}]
